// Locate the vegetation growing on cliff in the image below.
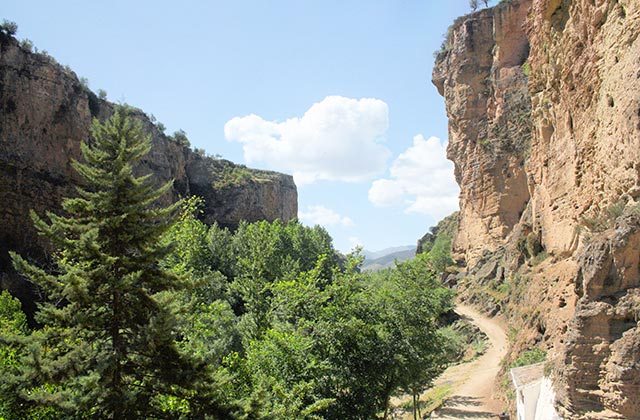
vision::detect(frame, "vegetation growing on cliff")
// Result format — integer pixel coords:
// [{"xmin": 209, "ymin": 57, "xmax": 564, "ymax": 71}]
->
[
  {"xmin": 0, "ymin": 110, "xmax": 460, "ymax": 419},
  {"xmin": 417, "ymin": 211, "xmax": 458, "ymax": 273},
  {"xmin": 0, "ymin": 20, "xmax": 17, "ymax": 36}
]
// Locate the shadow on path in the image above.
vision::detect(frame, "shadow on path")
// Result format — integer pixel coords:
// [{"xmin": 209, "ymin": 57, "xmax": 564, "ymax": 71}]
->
[
  {"xmin": 443, "ymin": 396, "xmax": 483, "ymax": 407},
  {"xmin": 432, "ymin": 406, "xmax": 499, "ymax": 418},
  {"xmin": 432, "ymin": 396, "xmax": 499, "ymax": 418}
]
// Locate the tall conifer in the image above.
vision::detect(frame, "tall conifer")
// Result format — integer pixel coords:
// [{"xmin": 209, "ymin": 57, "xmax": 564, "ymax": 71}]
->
[{"xmin": 6, "ymin": 108, "xmax": 199, "ymax": 418}]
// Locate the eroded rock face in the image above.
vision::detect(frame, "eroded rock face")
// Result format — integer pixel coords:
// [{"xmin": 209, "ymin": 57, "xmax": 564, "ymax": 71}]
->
[
  {"xmin": 433, "ymin": 0, "xmax": 532, "ymax": 267},
  {"xmin": 434, "ymin": 0, "xmax": 640, "ymax": 417},
  {"xmin": 0, "ymin": 32, "xmax": 297, "ymax": 312}
]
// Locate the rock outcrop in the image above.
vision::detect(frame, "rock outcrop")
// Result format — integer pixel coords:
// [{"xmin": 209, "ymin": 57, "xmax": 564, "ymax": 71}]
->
[
  {"xmin": 433, "ymin": 0, "xmax": 532, "ymax": 267},
  {"xmin": 0, "ymin": 32, "xmax": 297, "ymax": 313},
  {"xmin": 433, "ymin": 0, "xmax": 640, "ymax": 418}
]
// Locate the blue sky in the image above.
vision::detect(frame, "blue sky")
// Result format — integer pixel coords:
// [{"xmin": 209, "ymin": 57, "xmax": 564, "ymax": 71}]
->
[{"xmin": 3, "ymin": 1, "xmax": 493, "ymax": 252}]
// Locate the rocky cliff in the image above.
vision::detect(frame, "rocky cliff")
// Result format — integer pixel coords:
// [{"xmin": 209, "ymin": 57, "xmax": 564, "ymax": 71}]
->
[
  {"xmin": 434, "ymin": 0, "xmax": 639, "ymax": 418},
  {"xmin": 0, "ymin": 32, "xmax": 297, "ymax": 313}
]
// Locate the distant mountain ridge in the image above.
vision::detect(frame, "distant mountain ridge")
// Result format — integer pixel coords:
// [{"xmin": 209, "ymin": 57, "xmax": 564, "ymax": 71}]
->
[{"xmin": 362, "ymin": 245, "xmax": 416, "ymax": 271}]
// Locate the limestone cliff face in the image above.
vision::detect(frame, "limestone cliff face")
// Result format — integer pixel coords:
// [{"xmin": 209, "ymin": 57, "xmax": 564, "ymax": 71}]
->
[
  {"xmin": 0, "ymin": 32, "xmax": 297, "ymax": 310},
  {"xmin": 433, "ymin": 0, "xmax": 532, "ymax": 267},
  {"xmin": 434, "ymin": 0, "xmax": 640, "ymax": 418}
]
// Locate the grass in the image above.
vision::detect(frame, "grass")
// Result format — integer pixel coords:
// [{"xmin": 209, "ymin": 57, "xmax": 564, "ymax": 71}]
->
[
  {"xmin": 470, "ymin": 339, "xmax": 488, "ymax": 359},
  {"xmin": 421, "ymin": 384, "xmax": 453, "ymax": 416},
  {"xmin": 397, "ymin": 383, "xmax": 453, "ymax": 419}
]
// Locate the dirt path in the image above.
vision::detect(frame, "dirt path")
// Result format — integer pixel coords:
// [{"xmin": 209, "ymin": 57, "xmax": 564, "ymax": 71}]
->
[{"xmin": 430, "ymin": 304, "xmax": 508, "ymax": 419}]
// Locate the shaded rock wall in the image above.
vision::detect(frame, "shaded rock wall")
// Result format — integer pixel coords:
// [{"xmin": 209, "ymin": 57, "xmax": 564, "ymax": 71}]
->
[
  {"xmin": 0, "ymin": 32, "xmax": 297, "ymax": 312},
  {"xmin": 433, "ymin": 0, "xmax": 640, "ymax": 418}
]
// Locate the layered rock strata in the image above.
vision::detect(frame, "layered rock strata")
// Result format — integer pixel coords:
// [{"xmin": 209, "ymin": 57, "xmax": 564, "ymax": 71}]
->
[{"xmin": 433, "ymin": 0, "xmax": 640, "ymax": 417}]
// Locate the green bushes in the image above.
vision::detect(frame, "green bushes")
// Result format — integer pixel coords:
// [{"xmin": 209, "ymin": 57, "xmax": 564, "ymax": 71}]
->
[
  {"xmin": 510, "ymin": 348, "xmax": 547, "ymax": 368},
  {"xmin": 160, "ymin": 206, "xmax": 458, "ymax": 418},
  {"xmin": 170, "ymin": 129, "xmax": 191, "ymax": 147},
  {"xmin": 1, "ymin": 207, "xmax": 458, "ymax": 419},
  {"xmin": 213, "ymin": 164, "xmax": 255, "ymax": 189},
  {"xmin": 19, "ymin": 38, "xmax": 32, "ymax": 52},
  {"xmin": 417, "ymin": 212, "xmax": 458, "ymax": 274},
  {"xmin": 0, "ymin": 292, "xmax": 61, "ymax": 419}
]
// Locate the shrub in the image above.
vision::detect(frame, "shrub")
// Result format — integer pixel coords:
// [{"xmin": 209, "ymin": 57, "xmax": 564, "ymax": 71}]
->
[
  {"xmin": 213, "ymin": 165, "xmax": 253, "ymax": 189},
  {"xmin": 79, "ymin": 76, "xmax": 89, "ymax": 89},
  {"xmin": 171, "ymin": 129, "xmax": 190, "ymax": 147},
  {"xmin": 525, "ymin": 231, "xmax": 542, "ymax": 258},
  {"xmin": 511, "ymin": 348, "xmax": 546, "ymax": 368},
  {"xmin": 580, "ymin": 199, "xmax": 627, "ymax": 233},
  {"xmin": 97, "ymin": 89, "xmax": 107, "ymax": 100},
  {"xmin": 0, "ymin": 19, "xmax": 18, "ymax": 36},
  {"xmin": 19, "ymin": 38, "xmax": 33, "ymax": 52}
]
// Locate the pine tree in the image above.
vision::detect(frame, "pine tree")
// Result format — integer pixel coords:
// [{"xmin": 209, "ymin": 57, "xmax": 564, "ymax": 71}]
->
[{"xmin": 5, "ymin": 108, "xmax": 201, "ymax": 418}]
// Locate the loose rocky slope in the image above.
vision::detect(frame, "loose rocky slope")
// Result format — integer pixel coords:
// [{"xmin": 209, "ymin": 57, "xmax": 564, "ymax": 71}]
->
[
  {"xmin": 433, "ymin": 0, "xmax": 640, "ymax": 418},
  {"xmin": 0, "ymin": 32, "xmax": 297, "ymax": 313}
]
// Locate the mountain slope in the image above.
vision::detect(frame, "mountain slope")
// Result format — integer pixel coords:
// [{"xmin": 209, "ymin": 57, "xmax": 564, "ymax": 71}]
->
[{"xmin": 362, "ymin": 246, "xmax": 416, "ymax": 271}]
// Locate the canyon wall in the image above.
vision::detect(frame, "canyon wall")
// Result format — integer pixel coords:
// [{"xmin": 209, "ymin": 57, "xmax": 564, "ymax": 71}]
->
[
  {"xmin": 434, "ymin": 0, "xmax": 640, "ymax": 418},
  {"xmin": 0, "ymin": 32, "xmax": 297, "ymax": 312}
]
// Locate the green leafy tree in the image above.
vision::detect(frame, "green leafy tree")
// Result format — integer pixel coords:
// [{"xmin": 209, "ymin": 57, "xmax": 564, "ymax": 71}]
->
[
  {"xmin": 390, "ymin": 256, "xmax": 456, "ymax": 418},
  {"xmin": 245, "ymin": 327, "xmax": 332, "ymax": 419},
  {"xmin": 3, "ymin": 109, "xmax": 204, "ymax": 418}
]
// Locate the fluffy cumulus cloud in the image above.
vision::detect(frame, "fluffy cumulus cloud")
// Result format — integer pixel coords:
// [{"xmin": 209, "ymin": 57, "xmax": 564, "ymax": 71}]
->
[
  {"xmin": 224, "ymin": 96, "xmax": 391, "ymax": 185},
  {"xmin": 298, "ymin": 205, "xmax": 354, "ymax": 228},
  {"xmin": 368, "ymin": 134, "xmax": 459, "ymax": 221}
]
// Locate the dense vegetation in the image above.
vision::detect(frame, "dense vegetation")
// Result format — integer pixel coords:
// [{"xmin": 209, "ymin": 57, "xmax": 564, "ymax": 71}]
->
[
  {"xmin": 416, "ymin": 211, "xmax": 458, "ymax": 273},
  {"xmin": 0, "ymin": 110, "xmax": 458, "ymax": 419}
]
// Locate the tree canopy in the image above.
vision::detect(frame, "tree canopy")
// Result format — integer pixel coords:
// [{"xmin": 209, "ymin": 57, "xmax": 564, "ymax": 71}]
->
[{"xmin": 1, "ymin": 111, "xmax": 460, "ymax": 419}]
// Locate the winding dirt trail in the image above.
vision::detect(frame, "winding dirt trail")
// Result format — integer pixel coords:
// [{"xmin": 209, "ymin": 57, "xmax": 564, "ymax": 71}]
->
[{"xmin": 430, "ymin": 304, "xmax": 508, "ymax": 419}]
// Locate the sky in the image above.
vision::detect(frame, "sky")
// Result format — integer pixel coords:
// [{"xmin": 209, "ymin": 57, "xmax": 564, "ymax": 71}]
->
[{"xmin": 2, "ymin": 1, "xmax": 495, "ymax": 253}]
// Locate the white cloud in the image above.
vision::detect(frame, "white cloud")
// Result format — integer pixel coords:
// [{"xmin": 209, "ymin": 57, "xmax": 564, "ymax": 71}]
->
[
  {"xmin": 224, "ymin": 96, "xmax": 391, "ymax": 185},
  {"xmin": 368, "ymin": 134, "xmax": 459, "ymax": 221},
  {"xmin": 299, "ymin": 205, "xmax": 354, "ymax": 228}
]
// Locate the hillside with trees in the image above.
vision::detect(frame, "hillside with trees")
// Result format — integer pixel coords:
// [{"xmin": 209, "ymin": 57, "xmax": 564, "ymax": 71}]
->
[{"xmin": 0, "ymin": 110, "xmax": 463, "ymax": 419}]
